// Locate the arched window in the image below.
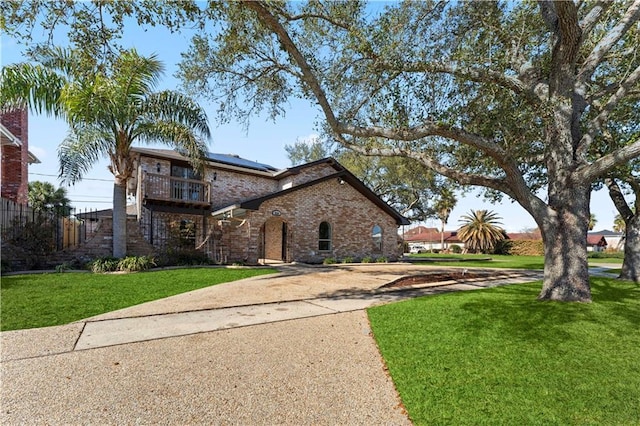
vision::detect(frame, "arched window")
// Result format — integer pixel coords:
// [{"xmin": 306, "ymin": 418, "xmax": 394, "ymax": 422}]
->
[
  {"xmin": 372, "ymin": 225, "xmax": 382, "ymax": 251},
  {"xmin": 319, "ymin": 222, "xmax": 332, "ymax": 251}
]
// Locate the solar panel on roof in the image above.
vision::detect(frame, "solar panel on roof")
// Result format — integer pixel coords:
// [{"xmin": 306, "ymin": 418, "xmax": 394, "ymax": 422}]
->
[{"xmin": 206, "ymin": 152, "xmax": 278, "ymax": 172}]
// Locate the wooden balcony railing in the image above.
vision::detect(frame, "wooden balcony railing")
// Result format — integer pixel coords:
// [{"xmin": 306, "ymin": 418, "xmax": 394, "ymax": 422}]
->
[{"xmin": 143, "ymin": 172, "xmax": 210, "ymax": 206}]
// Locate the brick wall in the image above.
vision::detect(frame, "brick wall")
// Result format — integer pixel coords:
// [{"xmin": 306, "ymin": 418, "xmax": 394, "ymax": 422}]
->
[
  {"xmin": 217, "ymin": 178, "xmax": 401, "ymax": 264},
  {"xmin": 1, "ymin": 109, "xmax": 29, "ymax": 204}
]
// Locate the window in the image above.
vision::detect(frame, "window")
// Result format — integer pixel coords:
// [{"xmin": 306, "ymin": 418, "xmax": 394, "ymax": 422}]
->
[
  {"xmin": 319, "ymin": 221, "xmax": 332, "ymax": 251},
  {"xmin": 372, "ymin": 225, "xmax": 382, "ymax": 251}
]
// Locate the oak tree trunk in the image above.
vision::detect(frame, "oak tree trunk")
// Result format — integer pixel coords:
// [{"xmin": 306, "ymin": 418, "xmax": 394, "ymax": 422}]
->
[
  {"xmin": 537, "ymin": 184, "xmax": 592, "ymax": 302},
  {"xmin": 620, "ymin": 214, "xmax": 640, "ymax": 282},
  {"xmin": 112, "ymin": 181, "xmax": 127, "ymax": 258}
]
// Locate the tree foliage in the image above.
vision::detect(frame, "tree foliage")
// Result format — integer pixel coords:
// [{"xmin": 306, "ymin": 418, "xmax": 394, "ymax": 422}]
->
[
  {"xmin": 177, "ymin": 1, "xmax": 640, "ymax": 301},
  {"xmin": 28, "ymin": 181, "xmax": 71, "ymax": 216}
]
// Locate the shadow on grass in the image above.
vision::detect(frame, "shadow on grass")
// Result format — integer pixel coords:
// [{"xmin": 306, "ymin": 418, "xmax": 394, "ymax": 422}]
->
[{"xmin": 456, "ymin": 278, "xmax": 640, "ymax": 344}]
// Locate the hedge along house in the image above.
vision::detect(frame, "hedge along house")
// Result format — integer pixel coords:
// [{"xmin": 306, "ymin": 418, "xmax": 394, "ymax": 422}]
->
[{"xmin": 129, "ymin": 148, "xmax": 409, "ymax": 264}]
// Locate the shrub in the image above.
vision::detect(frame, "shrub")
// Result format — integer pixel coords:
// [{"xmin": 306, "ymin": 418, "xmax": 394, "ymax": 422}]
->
[
  {"xmin": 588, "ymin": 251, "xmax": 624, "ymax": 259},
  {"xmin": 449, "ymin": 244, "xmax": 462, "ymax": 254},
  {"xmin": 376, "ymin": 256, "xmax": 388, "ymax": 263},
  {"xmin": 2, "ymin": 216, "xmax": 57, "ymax": 270},
  {"xmin": 118, "ymin": 256, "xmax": 156, "ymax": 272},
  {"xmin": 342, "ymin": 256, "xmax": 354, "ymax": 264},
  {"xmin": 492, "ymin": 239, "xmax": 513, "ymax": 255},
  {"xmin": 430, "ymin": 249, "xmax": 440, "ymax": 254},
  {"xmin": 55, "ymin": 262, "xmax": 72, "ymax": 273},
  {"xmin": 361, "ymin": 256, "xmax": 373, "ymax": 263},
  {"xmin": 89, "ymin": 256, "xmax": 120, "ymax": 273},
  {"xmin": 323, "ymin": 257, "xmax": 337, "ymax": 265},
  {"xmin": 509, "ymin": 240, "xmax": 544, "ymax": 256}
]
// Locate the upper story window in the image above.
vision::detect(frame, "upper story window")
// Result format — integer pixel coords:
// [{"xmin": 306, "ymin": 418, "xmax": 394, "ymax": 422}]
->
[
  {"xmin": 171, "ymin": 164, "xmax": 200, "ymax": 180},
  {"xmin": 372, "ymin": 225, "xmax": 382, "ymax": 251},
  {"xmin": 319, "ymin": 221, "xmax": 332, "ymax": 251}
]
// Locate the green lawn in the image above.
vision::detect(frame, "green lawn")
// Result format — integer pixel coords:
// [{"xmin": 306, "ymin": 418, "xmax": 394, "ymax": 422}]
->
[
  {"xmin": 1, "ymin": 267, "xmax": 277, "ymax": 331},
  {"xmin": 408, "ymin": 253, "xmax": 623, "ymax": 269},
  {"xmin": 368, "ymin": 277, "xmax": 640, "ymax": 425}
]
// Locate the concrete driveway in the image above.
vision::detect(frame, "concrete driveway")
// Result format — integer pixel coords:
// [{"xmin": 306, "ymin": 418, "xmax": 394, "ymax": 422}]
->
[{"xmin": 1, "ymin": 263, "xmax": 540, "ymax": 425}]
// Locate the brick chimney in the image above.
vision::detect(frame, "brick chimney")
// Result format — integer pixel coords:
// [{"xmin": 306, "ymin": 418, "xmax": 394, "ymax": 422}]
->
[{"xmin": 1, "ymin": 109, "xmax": 30, "ymax": 204}]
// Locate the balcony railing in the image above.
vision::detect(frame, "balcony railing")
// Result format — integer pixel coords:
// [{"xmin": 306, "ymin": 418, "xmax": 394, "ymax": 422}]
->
[{"xmin": 143, "ymin": 172, "xmax": 210, "ymax": 206}]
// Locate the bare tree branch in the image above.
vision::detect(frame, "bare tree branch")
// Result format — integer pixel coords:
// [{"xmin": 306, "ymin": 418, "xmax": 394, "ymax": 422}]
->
[{"xmin": 579, "ymin": 1, "xmax": 612, "ymax": 39}]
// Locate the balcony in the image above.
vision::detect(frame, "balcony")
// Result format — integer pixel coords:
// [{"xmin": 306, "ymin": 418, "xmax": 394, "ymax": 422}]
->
[{"xmin": 143, "ymin": 172, "xmax": 211, "ymax": 209}]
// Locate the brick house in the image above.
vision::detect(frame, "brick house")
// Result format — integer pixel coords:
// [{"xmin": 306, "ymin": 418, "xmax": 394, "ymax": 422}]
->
[
  {"xmin": 128, "ymin": 148, "xmax": 409, "ymax": 264},
  {"xmin": 1, "ymin": 109, "xmax": 40, "ymax": 204}
]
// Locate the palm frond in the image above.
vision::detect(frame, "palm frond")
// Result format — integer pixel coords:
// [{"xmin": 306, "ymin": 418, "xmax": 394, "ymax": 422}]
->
[
  {"xmin": 58, "ymin": 124, "xmax": 115, "ymax": 185},
  {"xmin": 143, "ymin": 91, "xmax": 211, "ymax": 140},
  {"xmin": 0, "ymin": 63, "xmax": 66, "ymax": 116}
]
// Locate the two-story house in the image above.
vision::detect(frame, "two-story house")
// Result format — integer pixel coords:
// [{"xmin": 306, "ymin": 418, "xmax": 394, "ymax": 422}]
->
[{"xmin": 128, "ymin": 147, "xmax": 409, "ymax": 264}]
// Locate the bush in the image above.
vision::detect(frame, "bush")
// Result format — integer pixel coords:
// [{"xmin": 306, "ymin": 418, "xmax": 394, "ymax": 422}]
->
[
  {"xmin": 323, "ymin": 257, "xmax": 337, "ymax": 265},
  {"xmin": 588, "ymin": 251, "xmax": 624, "ymax": 259},
  {"xmin": 55, "ymin": 262, "xmax": 72, "ymax": 273},
  {"xmin": 361, "ymin": 256, "xmax": 373, "ymax": 263},
  {"xmin": 450, "ymin": 244, "xmax": 462, "ymax": 254},
  {"xmin": 89, "ymin": 256, "xmax": 120, "ymax": 273},
  {"xmin": 492, "ymin": 239, "xmax": 513, "ymax": 255},
  {"xmin": 118, "ymin": 256, "xmax": 156, "ymax": 272},
  {"xmin": 2, "ymin": 216, "xmax": 57, "ymax": 270},
  {"xmin": 342, "ymin": 256, "xmax": 354, "ymax": 264},
  {"xmin": 509, "ymin": 240, "xmax": 544, "ymax": 256},
  {"xmin": 376, "ymin": 256, "xmax": 388, "ymax": 263}
]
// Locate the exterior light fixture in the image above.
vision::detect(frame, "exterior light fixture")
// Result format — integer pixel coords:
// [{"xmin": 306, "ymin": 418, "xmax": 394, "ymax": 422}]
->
[
  {"xmin": 213, "ymin": 171, "xmax": 217, "ymax": 181},
  {"xmin": 156, "ymin": 162, "xmax": 161, "ymax": 173}
]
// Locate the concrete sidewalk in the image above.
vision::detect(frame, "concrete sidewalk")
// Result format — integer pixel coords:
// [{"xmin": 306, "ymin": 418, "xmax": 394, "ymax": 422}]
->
[{"xmin": 1, "ymin": 263, "xmax": 541, "ymax": 425}]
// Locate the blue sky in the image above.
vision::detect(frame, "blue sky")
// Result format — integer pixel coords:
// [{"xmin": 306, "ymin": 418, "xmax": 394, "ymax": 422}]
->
[{"xmin": 0, "ymin": 13, "xmax": 623, "ymax": 232}]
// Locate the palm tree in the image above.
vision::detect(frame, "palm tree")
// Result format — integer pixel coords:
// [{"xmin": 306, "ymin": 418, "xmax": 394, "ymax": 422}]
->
[
  {"xmin": 589, "ymin": 213, "xmax": 597, "ymax": 231},
  {"xmin": 613, "ymin": 214, "xmax": 626, "ymax": 233},
  {"xmin": 1, "ymin": 48, "xmax": 211, "ymax": 257},
  {"xmin": 28, "ymin": 181, "xmax": 71, "ymax": 216},
  {"xmin": 457, "ymin": 209, "xmax": 505, "ymax": 254},
  {"xmin": 433, "ymin": 188, "xmax": 457, "ymax": 250}
]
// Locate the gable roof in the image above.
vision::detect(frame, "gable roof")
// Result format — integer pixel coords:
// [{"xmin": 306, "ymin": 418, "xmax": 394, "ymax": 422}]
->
[{"xmin": 213, "ymin": 169, "xmax": 410, "ymax": 226}]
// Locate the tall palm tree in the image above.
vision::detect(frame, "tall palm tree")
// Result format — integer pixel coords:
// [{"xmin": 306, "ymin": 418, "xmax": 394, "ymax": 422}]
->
[
  {"xmin": 457, "ymin": 209, "xmax": 505, "ymax": 254},
  {"xmin": 433, "ymin": 188, "xmax": 457, "ymax": 250},
  {"xmin": 589, "ymin": 213, "xmax": 597, "ymax": 231},
  {"xmin": 1, "ymin": 48, "xmax": 211, "ymax": 257}
]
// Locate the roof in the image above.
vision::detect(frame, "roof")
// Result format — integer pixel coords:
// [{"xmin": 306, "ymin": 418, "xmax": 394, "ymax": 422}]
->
[
  {"xmin": 274, "ymin": 157, "xmax": 343, "ymax": 178},
  {"xmin": 589, "ymin": 229, "xmax": 623, "ymax": 237},
  {"xmin": 213, "ymin": 169, "xmax": 410, "ymax": 226},
  {"xmin": 587, "ymin": 235, "xmax": 607, "ymax": 246},
  {"xmin": 131, "ymin": 148, "xmax": 278, "ymax": 174},
  {"xmin": 0, "ymin": 123, "xmax": 40, "ymax": 164},
  {"xmin": 404, "ymin": 229, "xmax": 461, "ymax": 243},
  {"xmin": 404, "ymin": 226, "xmax": 439, "ymax": 237},
  {"xmin": 506, "ymin": 230, "xmax": 542, "ymax": 241}
]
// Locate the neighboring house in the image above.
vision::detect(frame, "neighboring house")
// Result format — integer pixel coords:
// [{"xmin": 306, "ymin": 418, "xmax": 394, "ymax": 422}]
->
[
  {"xmin": 589, "ymin": 229, "xmax": 624, "ymax": 251},
  {"xmin": 128, "ymin": 148, "xmax": 409, "ymax": 264},
  {"xmin": 403, "ymin": 226, "xmax": 463, "ymax": 251},
  {"xmin": 586, "ymin": 234, "xmax": 608, "ymax": 252},
  {"xmin": 1, "ymin": 109, "xmax": 40, "ymax": 204}
]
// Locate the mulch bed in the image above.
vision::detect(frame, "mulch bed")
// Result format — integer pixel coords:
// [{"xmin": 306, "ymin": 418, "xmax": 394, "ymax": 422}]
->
[{"xmin": 383, "ymin": 272, "xmax": 491, "ymax": 288}]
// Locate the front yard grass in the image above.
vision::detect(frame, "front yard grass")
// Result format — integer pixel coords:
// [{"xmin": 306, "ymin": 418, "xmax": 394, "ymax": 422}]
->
[
  {"xmin": 408, "ymin": 253, "xmax": 623, "ymax": 269},
  {"xmin": 1, "ymin": 267, "xmax": 277, "ymax": 331},
  {"xmin": 368, "ymin": 277, "xmax": 640, "ymax": 425}
]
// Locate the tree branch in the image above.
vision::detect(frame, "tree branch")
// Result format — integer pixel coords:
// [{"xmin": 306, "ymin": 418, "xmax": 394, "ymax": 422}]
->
[
  {"xmin": 579, "ymin": 1, "xmax": 612, "ymax": 39},
  {"xmin": 605, "ymin": 177, "xmax": 635, "ymax": 222},
  {"xmin": 578, "ymin": 0, "xmax": 640, "ymax": 82},
  {"xmin": 576, "ymin": 138, "xmax": 640, "ymax": 182}
]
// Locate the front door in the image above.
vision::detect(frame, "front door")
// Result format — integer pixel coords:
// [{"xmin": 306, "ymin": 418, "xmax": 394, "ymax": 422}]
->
[{"xmin": 263, "ymin": 218, "xmax": 288, "ymax": 262}]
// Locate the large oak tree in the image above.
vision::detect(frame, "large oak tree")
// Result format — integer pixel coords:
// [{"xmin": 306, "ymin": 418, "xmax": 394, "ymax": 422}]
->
[{"xmin": 177, "ymin": 0, "xmax": 640, "ymax": 302}]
